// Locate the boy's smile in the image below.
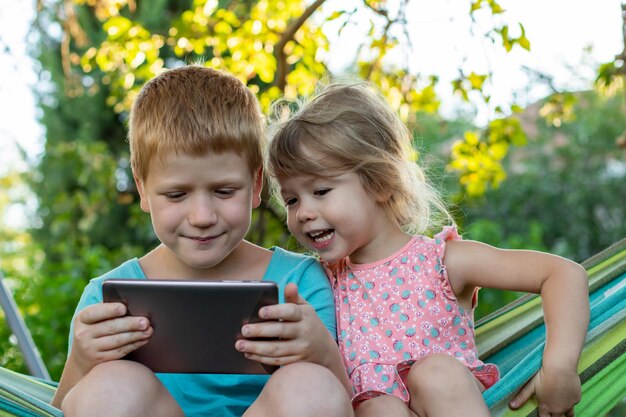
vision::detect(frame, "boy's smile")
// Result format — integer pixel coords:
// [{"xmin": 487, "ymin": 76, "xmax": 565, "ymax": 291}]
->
[{"xmin": 136, "ymin": 150, "xmax": 262, "ymax": 276}]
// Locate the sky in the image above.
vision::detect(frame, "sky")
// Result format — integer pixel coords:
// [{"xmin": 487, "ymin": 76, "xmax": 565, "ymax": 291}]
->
[
  {"xmin": 0, "ymin": 0, "xmax": 623, "ymax": 179},
  {"xmin": 0, "ymin": 0, "xmax": 43, "ymax": 176},
  {"xmin": 323, "ymin": 0, "xmax": 623, "ymax": 123}
]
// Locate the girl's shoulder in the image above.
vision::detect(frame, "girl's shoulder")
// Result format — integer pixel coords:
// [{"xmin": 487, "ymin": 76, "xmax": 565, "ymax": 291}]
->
[
  {"xmin": 411, "ymin": 225, "xmax": 462, "ymax": 257},
  {"xmin": 432, "ymin": 225, "xmax": 462, "ymax": 244}
]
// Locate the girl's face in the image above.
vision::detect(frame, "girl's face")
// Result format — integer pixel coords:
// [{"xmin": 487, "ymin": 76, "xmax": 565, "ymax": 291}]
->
[{"xmin": 278, "ymin": 172, "xmax": 404, "ymax": 264}]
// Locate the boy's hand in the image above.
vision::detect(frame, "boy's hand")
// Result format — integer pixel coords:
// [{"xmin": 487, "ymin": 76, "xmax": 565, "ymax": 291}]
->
[
  {"xmin": 509, "ymin": 366, "xmax": 581, "ymax": 417},
  {"xmin": 235, "ymin": 283, "xmax": 337, "ymax": 368},
  {"xmin": 68, "ymin": 302, "xmax": 153, "ymax": 376}
]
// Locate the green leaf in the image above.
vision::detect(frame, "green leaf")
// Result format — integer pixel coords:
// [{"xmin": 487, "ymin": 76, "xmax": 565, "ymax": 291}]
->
[
  {"xmin": 103, "ymin": 16, "xmax": 133, "ymax": 40},
  {"xmin": 488, "ymin": 0, "xmax": 505, "ymax": 14},
  {"xmin": 470, "ymin": 0, "xmax": 484, "ymax": 13},
  {"xmin": 328, "ymin": 10, "xmax": 345, "ymax": 20},
  {"xmin": 518, "ymin": 35, "xmax": 531, "ymax": 51}
]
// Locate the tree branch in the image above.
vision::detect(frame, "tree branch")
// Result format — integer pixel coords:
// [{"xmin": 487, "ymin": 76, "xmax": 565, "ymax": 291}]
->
[
  {"xmin": 274, "ymin": 0, "xmax": 327, "ymax": 91},
  {"xmin": 361, "ymin": 0, "xmax": 394, "ymax": 80}
]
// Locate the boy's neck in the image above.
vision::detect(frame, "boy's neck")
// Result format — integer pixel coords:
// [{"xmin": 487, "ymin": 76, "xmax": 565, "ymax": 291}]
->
[{"xmin": 138, "ymin": 242, "xmax": 272, "ymax": 281}]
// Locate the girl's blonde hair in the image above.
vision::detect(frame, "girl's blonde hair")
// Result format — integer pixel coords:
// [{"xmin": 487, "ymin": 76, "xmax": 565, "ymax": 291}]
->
[{"xmin": 267, "ymin": 81, "xmax": 451, "ymax": 235}]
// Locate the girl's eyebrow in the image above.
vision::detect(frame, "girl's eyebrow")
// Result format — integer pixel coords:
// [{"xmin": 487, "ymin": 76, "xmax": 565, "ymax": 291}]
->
[{"xmin": 279, "ymin": 175, "xmax": 318, "ymax": 189}]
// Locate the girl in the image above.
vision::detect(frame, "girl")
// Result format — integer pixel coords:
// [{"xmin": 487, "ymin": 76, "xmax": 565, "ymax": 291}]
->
[{"xmin": 266, "ymin": 82, "xmax": 589, "ymax": 417}]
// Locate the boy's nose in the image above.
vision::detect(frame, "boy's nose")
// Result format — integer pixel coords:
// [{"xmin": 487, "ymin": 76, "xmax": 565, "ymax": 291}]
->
[{"xmin": 188, "ymin": 199, "xmax": 218, "ymax": 227}]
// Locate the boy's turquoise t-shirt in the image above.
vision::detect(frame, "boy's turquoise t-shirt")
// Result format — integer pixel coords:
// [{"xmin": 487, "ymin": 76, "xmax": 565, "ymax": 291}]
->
[{"xmin": 70, "ymin": 247, "xmax": 336, "ymax": 417}]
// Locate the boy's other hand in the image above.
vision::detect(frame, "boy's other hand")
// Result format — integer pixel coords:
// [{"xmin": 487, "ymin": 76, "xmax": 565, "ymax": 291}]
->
[
  {"xmin": 235, "ymin": 283, "xmax": 337, "ymax": 368},
  {"xmin": 69, "ymin": 302, "xmax": 153, "ymax": 376}
]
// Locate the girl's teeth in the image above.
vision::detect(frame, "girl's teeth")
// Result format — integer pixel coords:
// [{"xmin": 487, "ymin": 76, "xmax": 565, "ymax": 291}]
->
[
  {"xmin": 310, "ymin": 230, "xmax": 333, "ymax": 243},
  {"xmin": 314, "ymin": 233, "xmax": 332, "ymax": 243}
]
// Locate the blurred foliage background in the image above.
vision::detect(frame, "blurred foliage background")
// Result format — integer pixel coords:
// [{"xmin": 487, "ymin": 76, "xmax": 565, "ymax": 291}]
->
[{"xmin": 0, "ymin": 3, "xmax": 625, "ymax": 404}]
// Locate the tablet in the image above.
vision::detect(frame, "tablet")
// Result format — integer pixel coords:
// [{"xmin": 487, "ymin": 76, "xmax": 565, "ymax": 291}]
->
[{"xmin": 102, "ymin": 279, "xmax": 279, "ymax": 374}]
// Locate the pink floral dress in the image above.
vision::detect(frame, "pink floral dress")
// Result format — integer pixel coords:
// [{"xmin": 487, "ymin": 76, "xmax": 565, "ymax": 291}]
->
[{"xmin": 326, "ymin": 227, "xmax": 499, "ymax": 405}]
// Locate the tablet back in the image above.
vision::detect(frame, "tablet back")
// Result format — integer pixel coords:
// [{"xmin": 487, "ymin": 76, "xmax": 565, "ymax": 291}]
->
[{"xmin": 102, "ymin": 279, "xmax": 278, "ymax": 374}]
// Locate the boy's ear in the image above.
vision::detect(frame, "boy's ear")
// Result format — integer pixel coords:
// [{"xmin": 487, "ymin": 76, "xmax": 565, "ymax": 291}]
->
[
  {"xmin": 134, "ymin": 175, "xmax": 150, "ymax": 213},
  {"xmin": 252, "ymin": 167, "xmax": 264, "ymax": 209}
]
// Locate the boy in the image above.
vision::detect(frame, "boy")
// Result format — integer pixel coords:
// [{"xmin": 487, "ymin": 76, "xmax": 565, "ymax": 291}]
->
[{"xmin": 51, "ymin": 65, "xmax": 352, "ymax": 417}]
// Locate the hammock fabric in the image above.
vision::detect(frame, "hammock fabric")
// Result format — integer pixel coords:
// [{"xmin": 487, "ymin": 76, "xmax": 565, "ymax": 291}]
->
[
  {"xmin": 479, "ymin": 237, "xmax": 626, "ymax": 416},
  {"xmin": 1, "ymin": 238, "xmax": 626, "ymax": 417}
]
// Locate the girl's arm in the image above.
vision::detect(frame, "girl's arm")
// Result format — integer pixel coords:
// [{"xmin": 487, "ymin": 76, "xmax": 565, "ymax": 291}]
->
[{"xmin": 444, "ymin": 240, "xmax": 589, "ymax": 414}]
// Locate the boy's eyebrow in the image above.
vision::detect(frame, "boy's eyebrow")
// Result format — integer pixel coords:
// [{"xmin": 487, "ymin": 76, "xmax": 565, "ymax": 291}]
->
[{"xmin": 155, "ymin": 176, "xmax": 249, "ymax": 188}]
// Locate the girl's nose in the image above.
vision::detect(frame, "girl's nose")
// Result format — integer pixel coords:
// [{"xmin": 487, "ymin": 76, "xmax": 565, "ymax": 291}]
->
[{"xmin": 296, "ymin": 204, "xmax": 317, "ymax": 223}]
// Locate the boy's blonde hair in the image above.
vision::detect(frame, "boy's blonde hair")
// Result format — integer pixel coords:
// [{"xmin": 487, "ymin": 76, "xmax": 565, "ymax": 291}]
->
[
  {"xmin": 129, "ymin": 65, "xmax": 264, "ymax": 181},
  {"xmin": 267, "ymin": 82, "xmax": 451, "ymax": 235}
]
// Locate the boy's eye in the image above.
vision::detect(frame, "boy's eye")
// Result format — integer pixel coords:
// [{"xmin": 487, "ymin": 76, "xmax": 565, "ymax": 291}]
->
[
  {"xmin": 165, "ymin": 192, "xmax": 185, "ymax": 199},
  {"xmin": 314, "ymin": 188, "xmax": 331, "ymax": 196},
  {"xmin": 215, "ymin": 188, "xmax": 236, "ymax": 198}
]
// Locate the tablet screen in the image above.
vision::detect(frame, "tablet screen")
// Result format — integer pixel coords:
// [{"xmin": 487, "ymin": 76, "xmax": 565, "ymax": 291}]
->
[{"xmin": 102, "ymin": 279, "xmax": 279, "ymax": 374}]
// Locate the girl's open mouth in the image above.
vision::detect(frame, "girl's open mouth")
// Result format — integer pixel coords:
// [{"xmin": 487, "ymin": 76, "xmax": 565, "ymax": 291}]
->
[{"xmin": 308, "ymin": 229, "xmax": 334, "ymax": 248}]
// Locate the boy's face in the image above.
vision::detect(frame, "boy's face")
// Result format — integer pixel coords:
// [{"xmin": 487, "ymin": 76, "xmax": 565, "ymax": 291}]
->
[{"xmin": 136, "ymin": 150, "xmax": 262, "ymax": 272}]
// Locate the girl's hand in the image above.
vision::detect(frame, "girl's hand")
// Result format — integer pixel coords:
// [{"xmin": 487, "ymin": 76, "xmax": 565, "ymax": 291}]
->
[
  {"xmin": 509, "ymin": 366, "xmax": 581, "ymax": 417},
  {"xmin": 68, "ymin": 302, "xmax": 153, "ymax": 376},
  {"xmin": 235, "ymin": 283, "xmax": 338, "ymax": 368}
]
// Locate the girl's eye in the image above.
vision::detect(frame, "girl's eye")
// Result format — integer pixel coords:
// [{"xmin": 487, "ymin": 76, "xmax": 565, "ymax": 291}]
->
[
  {"xmin": 314, "ymin": 188, "xmax": 331, "ymax": 196},
  {"xmin": 284, "ymin": 197, "xmax": 297, "ymax": 207}
]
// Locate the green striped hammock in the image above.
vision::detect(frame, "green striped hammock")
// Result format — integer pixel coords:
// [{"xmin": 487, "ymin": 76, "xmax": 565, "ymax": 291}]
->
[{"xmin": 2, "ymin": 237, "xmax": 625, "ymax": 417}]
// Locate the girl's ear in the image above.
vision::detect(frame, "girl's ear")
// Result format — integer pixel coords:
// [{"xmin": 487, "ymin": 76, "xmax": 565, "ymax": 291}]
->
[
  {"xmin": 252, "ymin": 167, "xmax": 264, "ymax": 209},
  {"xmin": 374, "ymin": 189, "xmax": 393, "ymax": 204},
  {"xmin": 134, "ymin": 175, "xmax": 150, "ymax": 213}
]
